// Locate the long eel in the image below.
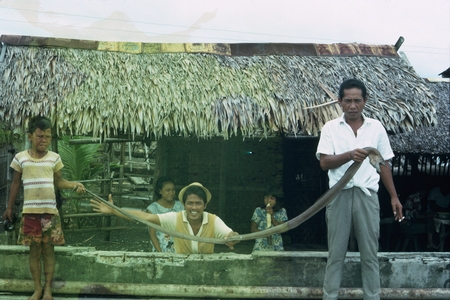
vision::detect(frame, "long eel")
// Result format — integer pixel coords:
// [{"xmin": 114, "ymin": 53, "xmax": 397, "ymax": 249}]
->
[{"xmin": 88, "ymin": 147, "xmax": 385, "ymax": 245}]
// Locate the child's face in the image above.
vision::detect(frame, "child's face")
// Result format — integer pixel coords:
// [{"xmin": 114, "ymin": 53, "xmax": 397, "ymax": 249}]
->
[
  {"xmin": 264, "ymin": 195, "xmax": 277, "ymax": 207},
  {"xmin": 28, "ymin": 128, "xmax": 52, "ymax": 153}
]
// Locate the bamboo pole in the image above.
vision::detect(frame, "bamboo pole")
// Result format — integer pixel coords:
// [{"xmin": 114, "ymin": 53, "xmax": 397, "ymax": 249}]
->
[
  {"xmin": 68, "ymin": 138, "xmax": 137, "ymax": 145},
  {"xmin": 61, "ymin": 191, "xmax": 132, "ymax": 200},
  {"xmin": 78, "ymin": 178, "xmax": 128, "ymax": 183},
  {"xmin": 218, "ymin": 139, "xmax": 227, "ymax": 218},
  {"xmin": 102, "ymin": 143, "xmax": 112, "ymax": 241},
  {"xmin": 0, "ymin": 280, "xmax": 449, "ymax": 299},
  {"xmin": 62, "ymin": 213, "xmax": 103, "ymax": 218},
  {"xmin": 119, "ymin": 142, "xmax": 125, "ymax": 207},
  {"xmin": 62, "ymin": 226, "xmax": 130, "ymax": 233}
]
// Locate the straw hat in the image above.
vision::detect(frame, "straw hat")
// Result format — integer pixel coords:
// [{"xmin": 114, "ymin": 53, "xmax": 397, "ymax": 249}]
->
[{"xmin": 178, "ymin": 182, "xmax": 212, "ymax": 204}]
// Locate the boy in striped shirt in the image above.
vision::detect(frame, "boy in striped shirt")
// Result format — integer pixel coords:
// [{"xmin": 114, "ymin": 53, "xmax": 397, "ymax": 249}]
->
[{"xmin": 3, "ymin": 116, "xmax": 85, "ymax": 300}]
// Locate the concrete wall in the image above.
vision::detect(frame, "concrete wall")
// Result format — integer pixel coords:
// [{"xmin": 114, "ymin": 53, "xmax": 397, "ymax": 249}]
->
[{"xmin": 1, "ymin": 246, "xmax": 449, "ymax": 289}]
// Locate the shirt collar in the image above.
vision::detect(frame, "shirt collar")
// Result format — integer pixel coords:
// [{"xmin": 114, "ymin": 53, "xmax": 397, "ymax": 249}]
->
[
  {"xmin": 182, "ymin": 211, "xmax": 208, "ymax": 225},
  {"xmin": 338, "ymin": 113, "xmax": 367, "ymax": 125}
]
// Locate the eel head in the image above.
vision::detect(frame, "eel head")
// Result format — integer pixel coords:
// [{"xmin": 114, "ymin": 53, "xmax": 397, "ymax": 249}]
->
[{"xmin": 364, "ymin": 147, "xmax": 386, "ymax": 173}]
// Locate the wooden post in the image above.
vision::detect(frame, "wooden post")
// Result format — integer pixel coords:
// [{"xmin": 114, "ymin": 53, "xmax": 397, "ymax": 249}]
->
[
  {"xmin": 118, "ymin": 142, "xmax": 125, "ymax": 207},
  {"xmin": 102, "ymin": 142, "xmax": 112, "ymax": 241},
  {"xmin": 5, "ymin": 147, "xmax": 16, "ymax": 245},
  {"xmin": 218, "ymin": 140, "xmax": 227, "ymax": 218},
  {"xmin": 154, "ymin": 137, "xmax": 167, "ymax": 185}
]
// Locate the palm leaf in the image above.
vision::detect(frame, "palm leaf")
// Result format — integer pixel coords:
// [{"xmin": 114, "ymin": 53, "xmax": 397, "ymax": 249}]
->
[{"xmin": 58, "ymin": 136, "xmax": 103, "ymax": 181}]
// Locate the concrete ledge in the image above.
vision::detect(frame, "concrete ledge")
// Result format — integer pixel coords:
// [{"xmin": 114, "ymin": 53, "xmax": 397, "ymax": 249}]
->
[
  {"xmin": 1, "ymin": 246, "xmax": 450, "ymax": 292},
  {"xmin": 1, "ymin": 280, "xmax": 450, "ymax": 299}
]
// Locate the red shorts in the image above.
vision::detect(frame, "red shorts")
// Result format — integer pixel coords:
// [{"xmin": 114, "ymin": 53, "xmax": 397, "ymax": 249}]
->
[{"xmin": 18, "ymin": 213, "xmax": 65, "ymax": 246}]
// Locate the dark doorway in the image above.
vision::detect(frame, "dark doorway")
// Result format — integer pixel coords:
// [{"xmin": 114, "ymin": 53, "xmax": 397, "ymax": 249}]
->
[{"xmin": 282, "ymin": 137, "xmax": 328, "ymax": 247}]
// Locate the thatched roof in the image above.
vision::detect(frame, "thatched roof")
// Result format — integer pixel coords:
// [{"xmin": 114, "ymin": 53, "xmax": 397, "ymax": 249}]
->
[
  {"xmin": 0, "ymin": 35, "xmax": 437, "ymax": 140},
  {"xmin": 389, "ymin": 80, "xmax": 449, "ymax": 154}
]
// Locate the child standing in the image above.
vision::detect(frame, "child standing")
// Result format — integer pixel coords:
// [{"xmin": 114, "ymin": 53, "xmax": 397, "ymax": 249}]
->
[
  {"xmin": 250, "ymin": 186, "xmax": 288, "ymax": 251},
  {"xmin": 2, "ymin": 116, "xmax": 85, "ymax": 300}
]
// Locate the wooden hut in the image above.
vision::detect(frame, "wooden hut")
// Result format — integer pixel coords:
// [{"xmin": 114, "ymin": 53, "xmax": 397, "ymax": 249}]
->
[{"xmin": 0, "ymin": 36, "xmax": 439, "ymax": 246}]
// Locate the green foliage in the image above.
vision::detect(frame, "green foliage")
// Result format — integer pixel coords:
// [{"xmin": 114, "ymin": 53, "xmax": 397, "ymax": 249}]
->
[
  {"xmin": 57, "ymin": 136, "xmax": 104, "ymax": 181},
  {"xmin": 0, "ymin": 122, "xmax": 12, "ymax": 146}
]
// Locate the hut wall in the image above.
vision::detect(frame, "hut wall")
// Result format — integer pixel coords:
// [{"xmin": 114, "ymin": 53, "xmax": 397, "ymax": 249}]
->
[
  {"xmin": 282, "ymin": 138, "xmax": 326, "ymax": 246},
  {"xmin": 154, "ymin": 136, "xmax": 284, "ymax": 235}
]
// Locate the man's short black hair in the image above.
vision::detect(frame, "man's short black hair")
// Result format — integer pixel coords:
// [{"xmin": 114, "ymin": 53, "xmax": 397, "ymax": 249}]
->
[
  {"xmin": 183, "ymin": 186, "xmax": 207, "ymax": 204},
  {"xmin": 338, "ymin": 79, "xmax": 367, "ymax": 100},
  {"xmin": 28, "ymin": 116, "xmax": 52, "ymax": 134}
]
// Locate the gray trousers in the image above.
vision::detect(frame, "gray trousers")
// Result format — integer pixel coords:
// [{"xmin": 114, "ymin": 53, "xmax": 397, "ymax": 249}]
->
[{"xmin": 323, "ymin": 187, "xmax": 380, "ymax": 300}]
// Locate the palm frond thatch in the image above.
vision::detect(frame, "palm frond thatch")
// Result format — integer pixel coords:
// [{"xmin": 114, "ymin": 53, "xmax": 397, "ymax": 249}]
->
[
  {"xmin": 389, "ymin": 81, "xmax": 450, "ymax": 154},
  {"xmin": 0, "ymin": 43, "xmax": 436, "ymax": 141}
]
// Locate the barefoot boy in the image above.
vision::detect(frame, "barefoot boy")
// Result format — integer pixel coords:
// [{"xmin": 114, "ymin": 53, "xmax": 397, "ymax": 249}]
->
[{"xmin": 2, "ymin": 116, "xmax": 85, "ymax": 300}]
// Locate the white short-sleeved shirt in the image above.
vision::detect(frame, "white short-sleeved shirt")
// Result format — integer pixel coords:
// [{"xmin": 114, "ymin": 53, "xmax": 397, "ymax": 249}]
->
[
  {"xmin": 158, "ymin": 211, "xmax": 232, "ymax": 254},
  {"xmin": 316, "ymin": 114, "xmax": 394, "ymax": 193}
]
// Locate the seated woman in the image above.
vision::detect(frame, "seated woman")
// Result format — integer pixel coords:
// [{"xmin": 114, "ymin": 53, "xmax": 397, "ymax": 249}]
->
[
  {"xmin": 90, "ymin": 182, "xmax": 239, "ymax": 254},
  {"xmin": 401, "ymin": 191, "xmax": 438, "ymax": 250},
  {"xmin": 147, "ymin": 176, "xmax": 184, "ymax": 253}
]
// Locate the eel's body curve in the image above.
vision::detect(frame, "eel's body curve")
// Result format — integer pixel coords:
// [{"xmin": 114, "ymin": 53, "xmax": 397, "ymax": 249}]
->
[{"xmin": 88, "ymin": 147, "xmax": 385, "ymax": 244}]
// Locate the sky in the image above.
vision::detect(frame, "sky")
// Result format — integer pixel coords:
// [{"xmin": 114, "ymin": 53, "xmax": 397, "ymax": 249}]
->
[{"xmin": 0, "ymin": 0, "xmax": 449, "ymax": 78}]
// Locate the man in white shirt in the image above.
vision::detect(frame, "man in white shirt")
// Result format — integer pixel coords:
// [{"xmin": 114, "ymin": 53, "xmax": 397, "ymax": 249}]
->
[{"xmin": 316, "ymin": 79, "xmax": 403, "ymax": 300}]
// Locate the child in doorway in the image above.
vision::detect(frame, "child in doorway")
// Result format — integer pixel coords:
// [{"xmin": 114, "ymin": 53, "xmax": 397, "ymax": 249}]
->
[
  {"xmin": 2, "ymin": 116, "xmax": 85, "ymax": 300},
  {"xmin": 250, "ymin": 186, "xmax": 288, "ymax": 251}
]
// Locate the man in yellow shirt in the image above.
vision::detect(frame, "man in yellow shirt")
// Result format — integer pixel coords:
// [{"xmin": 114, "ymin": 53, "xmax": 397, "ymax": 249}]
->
[{"xmin": 91, "ymin": 182, "xmax": 238, "ymax": 254}]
